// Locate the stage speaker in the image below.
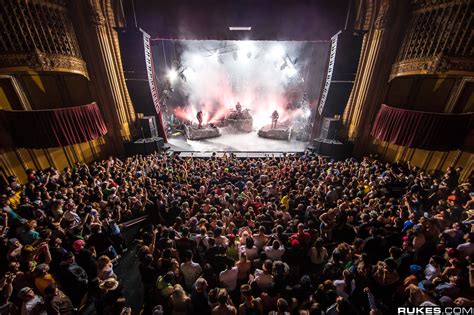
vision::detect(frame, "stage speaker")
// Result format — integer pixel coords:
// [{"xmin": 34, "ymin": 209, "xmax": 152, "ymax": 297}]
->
[
  {"xmin": 116, "ymin": 27, "xmax": 160, "ymax": 117},
  {"xmin": 318, "ymin": 30, "xmax": 363, "ymax": 116},
  {"xmin": 124, "ymin": 137, "xmax": 165, "ymax": 155},
  {"xmin": 320, "ymin": 117, "xmax": 341, "ymax": 140},
  {"xmin": 138, "ymin": 116, "xmax": 158, "ymax": 138},
  {"xmin": 311, "ymin": 138, "xmax": 353, "ymax": 160}
]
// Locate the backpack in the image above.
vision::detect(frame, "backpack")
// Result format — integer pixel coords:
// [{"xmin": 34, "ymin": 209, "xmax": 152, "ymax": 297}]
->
[{"xmin": 68, "ymin": 263, "xmax": 88, "ymax": 285}]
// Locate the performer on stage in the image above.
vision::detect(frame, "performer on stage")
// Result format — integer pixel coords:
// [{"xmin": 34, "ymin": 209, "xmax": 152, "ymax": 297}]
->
[
  {"xmin": 271, "ymin": 110, "xmax": 279, "ymax": 129},
  {"xmin": 196, "ymin": 111, "xmax": 203, "ymax": 129},
  {"xmin": 236, "ymin": 102, "xmax": 242, "ymax": 114}
]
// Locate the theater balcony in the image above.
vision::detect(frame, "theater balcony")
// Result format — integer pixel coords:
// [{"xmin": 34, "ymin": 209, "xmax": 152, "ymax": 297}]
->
[{"xmin": 0, "ymin": 0, "xmax": 136, "ymax": 183}]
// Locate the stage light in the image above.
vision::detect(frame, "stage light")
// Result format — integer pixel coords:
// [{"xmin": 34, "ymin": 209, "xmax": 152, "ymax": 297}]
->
[
  {"xmin": 229, "ymin": 26, "xmax": 252, "ymax": 31},
  {"xmin": 304, "ymin": 108, "xmax": 311, "ymax": 118},
  {"xmin": 238, "ymin": 41, "xmax": 253, "ymax": 51},
  {"xmin": 271, "ymin": 45, "xmax": 285, "ymax": 59},
  {"xmin": 283, "ymin": 66, "xmax": 297, "ymax": 78},
  {"xmin": 190, "ymin": 54, "xmax": 203, "ymax": 67},
  {"xmin": 238, "ymin": 41, "xmax": 254, "ymax": 60},
  {"xmin": 212, "ymin": 52, "xmax": 219, "ymax": 62},
  {"xmin": 167, "ymin": 69, "xmax": 178, "ymax": 82}
]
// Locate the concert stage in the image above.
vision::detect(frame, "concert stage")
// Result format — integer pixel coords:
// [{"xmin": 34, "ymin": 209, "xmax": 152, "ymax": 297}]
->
[
  {"xmin": 168, "ymin": 127, "xmax": 308, "ymax": 152},
  {"xmin": 258, "ymin": 125, "xmax": 291, "ymax": 141},
  {"xmin": 174, "ymin": 151, "xmax": 302, "ymax": 158},
  {"xmin": 185, "ymin": 125, "xmax": 221, "ymax": 140}
]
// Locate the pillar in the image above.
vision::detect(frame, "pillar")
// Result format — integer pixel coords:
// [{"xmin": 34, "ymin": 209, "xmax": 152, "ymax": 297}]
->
[
  {"xmin": 344, "ymin": 0, "xmax": 409, "ymax": 156},
  {"xmin": 69, "ymin": 0, "xmax": 135, "ymax": 154}
]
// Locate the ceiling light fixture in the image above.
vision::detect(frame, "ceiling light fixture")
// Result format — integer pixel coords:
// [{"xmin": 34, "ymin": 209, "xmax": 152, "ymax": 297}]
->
[{"xmin": 229, "ymin": 26, "xmax": 252, "ymax": 31}]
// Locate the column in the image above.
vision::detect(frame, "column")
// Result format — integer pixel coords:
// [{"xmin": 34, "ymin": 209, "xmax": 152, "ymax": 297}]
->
[
  {"xmin": 344, "ymin": 0, "xmax": 409, "ymax": 156},
  {"xmin": 70, "ymin": 0, "xmax": 135, "ymax": 154}
]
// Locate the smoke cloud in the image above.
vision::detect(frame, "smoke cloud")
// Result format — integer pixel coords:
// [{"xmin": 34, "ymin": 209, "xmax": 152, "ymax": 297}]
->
[{"xmin": 157, "ymin": 40, "xmax": 323, "ymax": 129}]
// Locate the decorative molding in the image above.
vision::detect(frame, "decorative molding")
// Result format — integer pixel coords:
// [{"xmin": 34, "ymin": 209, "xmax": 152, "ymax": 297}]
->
[
  {"xmin": 374, "ymin": 0, "xmax": 392, "ymax": 30},
  {"xmin": 412, "ymin": 0, "xmax": 470, "ymax": 13},
  {"xmin": 390, "ymin": 56, "xmax": 474, "ymax": 80},
  {"xmin": 0, "ymin": 52, "xmax": 89, "ymax": 78},
  {"xmin": 0, "ymin": 0, "xmax": 88, "ymax": 78},
  {"xmin": 394, "ymin": 0, "xmax": 472, "ymax": 75},
  {"xmin": 90, "ymin": 10, "xmax": 107, "ymax": 27}
]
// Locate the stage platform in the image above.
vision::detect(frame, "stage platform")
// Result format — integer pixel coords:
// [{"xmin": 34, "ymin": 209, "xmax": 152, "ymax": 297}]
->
[
  {"xmin": 258, "ymin": 125, "xmax": 291, "ymax": 140},
  {"xmin": 168, "ymin": 128, "xmax": 309, "ymax": 152},
  {"xmin": 171, "ymin": 151, "xmax": 303, "ymax": 158},
  {"xmin": 185, "ymin": 125, "xmax": 221, "ymax": 140}
]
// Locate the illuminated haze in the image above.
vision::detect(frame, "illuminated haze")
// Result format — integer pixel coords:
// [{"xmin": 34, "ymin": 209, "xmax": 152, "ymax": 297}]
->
[{"xmin": 170, "ymin": 41, "xmax": 306, "ymax": 129}]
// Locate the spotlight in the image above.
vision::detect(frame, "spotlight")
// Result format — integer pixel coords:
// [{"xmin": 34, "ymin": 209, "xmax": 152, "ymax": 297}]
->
[
  {"xmin": 304, "ymin": 109, "xmax": 311, "ymax": 118},
  {"xmin": 167, "ymin": 69, "xmax": 178, "ymax": 83},
  {"xmin": 229, "ymin": 26, "xmax": 252, "ymax": 31},
  {"xmin": 283, "ymin": 66, "xmax": 297, "ymax": 78},
  {"xmin": 271, "ymin": 45, "xmax": 285, "ymax": 59},
  {"xmin": 238, "ymin": 41, "xmax": 254, "ymax": 60}
]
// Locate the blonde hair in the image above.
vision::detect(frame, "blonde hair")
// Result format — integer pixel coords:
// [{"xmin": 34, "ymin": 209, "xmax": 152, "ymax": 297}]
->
[
  {"xmin": 98, "ymin": 255, "xmax": 111, "ymax": 270},
  {"xmin": 172, "ymin": 284, "xmax": 187, "ymax": 302}
]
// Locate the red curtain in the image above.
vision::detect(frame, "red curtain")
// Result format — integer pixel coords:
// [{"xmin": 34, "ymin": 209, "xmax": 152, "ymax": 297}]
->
[
  {"xmin": 0, "ymin": 103, "xmax": 108, "ymax": 149},
  {"xmin": 371, "ymin": 104, "xmax": 473, "ymax": 151}
]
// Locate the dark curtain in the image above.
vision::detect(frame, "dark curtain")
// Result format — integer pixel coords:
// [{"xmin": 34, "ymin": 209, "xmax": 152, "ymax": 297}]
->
[
  {"xmin": 0, "ymin": 103, "xmax": 108, "ymax": 149},
  {"xmin": 371, "ymin": 104, "xmax": 473, "ymax": 151}
]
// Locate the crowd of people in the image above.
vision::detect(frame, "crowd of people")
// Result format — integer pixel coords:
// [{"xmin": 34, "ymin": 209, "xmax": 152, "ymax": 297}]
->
[{"xmin": 1, "ymin": 151, "xmax": 473, "ymax": 314}]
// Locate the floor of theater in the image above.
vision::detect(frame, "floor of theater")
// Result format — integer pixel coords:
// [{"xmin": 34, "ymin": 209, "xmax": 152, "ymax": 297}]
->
[
  {"xmin": 82, "ymin": 224, "xmax": 144, "ymax": 314},
  {"xmin": 167, "ymin": 129, "xmax": 309, "ymax": 152}
]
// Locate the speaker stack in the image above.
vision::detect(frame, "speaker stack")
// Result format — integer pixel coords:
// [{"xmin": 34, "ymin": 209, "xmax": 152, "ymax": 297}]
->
[
  {"xmin": 124, "ymin": 116, "xmax": 167, "ymax": 155},
  {"xmin": 310, "ymin": 30, "xmax": 362, "ymax": 160},
  {"xmin": 117, "ymin": 26, "xmax": 168, "ymax": 150}
]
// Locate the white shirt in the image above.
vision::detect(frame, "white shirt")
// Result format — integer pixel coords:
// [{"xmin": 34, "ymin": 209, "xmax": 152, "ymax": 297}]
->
[
  {"xmin": 240, "ymin": 245, "xmax": 258, "ymax": 260},
  {"xmin": 219, "ymin": 267, "xmax": 239, "ymax": 292},
  {"xmin": 63, "ymin": 210, "xmax": 81, "ymax": 226},
  {"xmin": 424, "ymin": 264, "xmax": 440, "ymax": 281},
  {"xmin": 22, "ymin": 295, "xmax": 46, "ymax": 315},
  {"xmin": 334, "ymin": 279, "xmax": 355, "ymax": 300},
  {"xmin": 180, "ymin": 261, "xmax": 202, "ymax": 290},
  {"xmin": 264, "ymin": 246, "xmax": 285, "ymax": 261}
]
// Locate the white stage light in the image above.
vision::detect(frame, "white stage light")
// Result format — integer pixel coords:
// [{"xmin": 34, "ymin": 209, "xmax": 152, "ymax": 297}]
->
[
  {"xmin": 283, "ymin": 66, "xmax": 297, "ymax": 78},
  {"xmin": 167, "ymin": 69, "xmax": 178, "ymax": 82},
  {"xmin": 190, "ymin": 54, "xmax": 203, "ymax": 67},
  {"xmin": 238, "ymin": 41, "xmax": 254, "ymax": 60},
  {"xmin": 229, "ymin": 26, "xmax": 252, "ymax": 31},
  {"xmin": 182, "ymin": 68, "xmax": 195, "ymax": 81},
  {"xmin": 271, "ymin": 45, "xmax": 285, "ymax": 59},
  {"xmin": 304, "ymin": 109, "xmax": 311, "ymax": 118},
  {"xmin": 238, "ymin": 40, "xmax": 253, "ymax": 51}
]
